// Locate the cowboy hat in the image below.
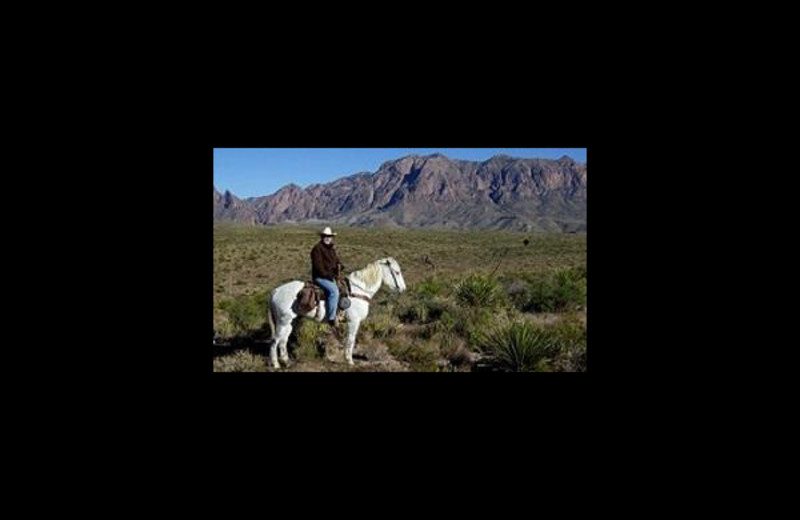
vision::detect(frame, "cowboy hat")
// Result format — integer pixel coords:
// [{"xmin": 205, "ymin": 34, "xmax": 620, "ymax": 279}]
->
[{"xmin": 320, "ymin": 226, "xmax": 337, "ymax": 236}]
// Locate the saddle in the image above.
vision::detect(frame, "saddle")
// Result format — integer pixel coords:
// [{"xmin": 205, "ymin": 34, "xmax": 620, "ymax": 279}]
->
[
  {"xmin": 292, "ymin": 282, "xmax": 325, "ymax": 315},
  {"xmin": 292, "ymin": 278, "xmax": 353, "ymax": 316}
]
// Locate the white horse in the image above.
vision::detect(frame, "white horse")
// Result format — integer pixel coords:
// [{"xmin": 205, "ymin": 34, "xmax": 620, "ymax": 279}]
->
[{"xmin": 267, "ymin": 257, "xmax": 407, "ymax": 369}]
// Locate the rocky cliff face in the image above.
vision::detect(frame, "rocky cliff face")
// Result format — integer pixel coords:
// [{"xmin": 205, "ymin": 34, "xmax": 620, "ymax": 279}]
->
[
  {"xmin": 214, "ymin": 154, "xmax": 586, "ymax": 232},
  {"xmin": 213, "ymin": 185, "xmax": 256, "ymax": 223}
]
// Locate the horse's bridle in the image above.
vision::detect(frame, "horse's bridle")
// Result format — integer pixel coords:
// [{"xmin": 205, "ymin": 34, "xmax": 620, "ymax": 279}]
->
[{"xmin": 385, "ymin": 261, "xmax": 401, "ymax": 291}]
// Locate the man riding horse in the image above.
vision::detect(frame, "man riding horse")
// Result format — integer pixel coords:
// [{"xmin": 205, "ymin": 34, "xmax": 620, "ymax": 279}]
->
[
  {"xmin": 268, "ymin": 231, "xmax": 407, "ymax": 368},
  {"xmin": 310, "ymin": 226, "xmax": 344, "ymax": 327}
]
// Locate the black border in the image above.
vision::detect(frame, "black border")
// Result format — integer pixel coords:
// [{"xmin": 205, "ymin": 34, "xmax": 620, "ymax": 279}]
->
[{"xmin": 132, "ymin": 100, "xmax": 653, "ymax": 418}]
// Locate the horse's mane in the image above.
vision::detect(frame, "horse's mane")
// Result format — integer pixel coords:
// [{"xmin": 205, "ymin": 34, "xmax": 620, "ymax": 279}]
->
[
  {"xmin": 349, "ymin": 257, "xmax": 400, "ymax": 290},
  {"xmin": 350, "ymin": 260, "xmax": 384, "ymax": 289}
]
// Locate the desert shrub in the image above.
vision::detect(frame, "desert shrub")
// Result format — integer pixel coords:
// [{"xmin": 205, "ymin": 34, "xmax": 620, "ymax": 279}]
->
[
  {"xmin": 445, "ymin": 341, "xmax": 474, "ymax": 369},
  {"xmin": 363, "ymin": 312, "xmax": 397, "ymax": 339},
  {"xmin": 213, "ymin": 350, "xmax": 268, "ymax": 372},
  {"xmin": 434, "ymin": 328, "xmax": 468, "ymax": 362},
  {"xmin": 213, "ymin": 308, "xmax": 236, "ymax": 339},
  {"xmin": 473, "ymin": 321, "xmax": 558, "ymax": 372},
  {"xmin": 396, "ymin": 295, "xmax": 454, "ymax": 325},
  {"xmin": 292, "ymin": 319, "xmax": 327, "ymax": 360},
  {"xmin": 508, "ymin": 266, "xmax": 586, "ymax": 313},
  {"xmin": 504, "ymin": 278, "xmax": 529, "ymax": 306},
  {"xmin": 397, "ymin": 298, "xmax": 430, "ymax": 324},
  {"xmin": 552, "ymin": 267, "xmax": 587, "ymax": 306},
  {"xmin": 218, "ymin": 291, "xmax": 269, "ymax": 334},
  {"xmin": 455, "ymin": 275, "xmax": 504, "ymax": 309},
  {"xmin": 432, "ymin": 305, "xmax": 459, "ymax": 336},
  {"xmin": 413, "ymin": 276, "xmax": 451, "ymax": 298},
  {"xmin": 409, "ymin": 298, "xmax": 460, "ymax": 339},
  {"xmin": 550, "ymin": 317, "xmax": 587, "ymax": 372},
  {"xmin": 568, "ymin": 265, "xmax": 587, "ymax": 280},
  {"xmin": 385, "ymin": 338, "xmax": 439, "ymax": 372},
  {"xmin": 414, "ymin": 323, "xmax": 438, "ymax": 340},
  {"xmin": 429, "ymin": 302, "xmax": 497, "ymax": 349},
  {"xmin": 467, "ymin": 307, "xmax": 509, "ymax": 347}
]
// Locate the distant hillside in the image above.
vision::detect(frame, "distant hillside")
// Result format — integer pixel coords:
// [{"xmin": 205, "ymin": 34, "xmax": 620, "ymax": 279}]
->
[{"xmin": 214, "ymin": 153, "xmax": 586, "ymax": 232}]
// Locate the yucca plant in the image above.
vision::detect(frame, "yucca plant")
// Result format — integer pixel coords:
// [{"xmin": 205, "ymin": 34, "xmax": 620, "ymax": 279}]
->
[
  {"xmin": 552, "ymin": 268, "xmax": 587, "ymax": 308},
  {"xmin": 455, "ymin": 275, "xmax": 502, "ymax": 308},
  {"xmin": 474, "ymin": 322, "xmax": 557, "ymax": 372}
]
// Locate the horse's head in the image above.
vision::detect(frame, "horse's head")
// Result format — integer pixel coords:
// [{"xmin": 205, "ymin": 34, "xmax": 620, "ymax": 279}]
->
[{"xmin": 380, "ymin": 257, "xmax": 406, "ymax": 293}]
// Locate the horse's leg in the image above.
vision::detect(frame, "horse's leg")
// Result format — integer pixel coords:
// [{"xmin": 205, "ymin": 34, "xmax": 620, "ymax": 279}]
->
[
  {"xmin": 277, "ymin": 322, "xmax": 292, "ymax": 366},
  {"xmin": 278, "ymin": 337, "xmax": 290, "ymax": 365},
  {"xmin": 270, "ymin": 338, "xmax": 279, "ymax": 369},
  {"xmin": 273, "ymin": 319, "xmax": 292, "ymax": 369},
  {"xmin": 344, "ymin": 318, "xmax": 361, "ymax": 366}
]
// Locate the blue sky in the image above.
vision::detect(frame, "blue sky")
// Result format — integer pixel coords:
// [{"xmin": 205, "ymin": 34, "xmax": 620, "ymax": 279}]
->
[{"xmin": 213, "ymin": 148, "xmax": 587, "ymax": 198}]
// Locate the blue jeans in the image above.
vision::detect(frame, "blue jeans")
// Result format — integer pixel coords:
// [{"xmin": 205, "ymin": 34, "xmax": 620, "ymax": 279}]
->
[{"xmin": 314, "ymin": 277, "xmax": 339, "ymax": 321}]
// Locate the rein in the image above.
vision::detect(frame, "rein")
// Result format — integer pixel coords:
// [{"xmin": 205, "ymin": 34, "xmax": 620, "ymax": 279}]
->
[{"xmin": 346, "ymin": 274, "xmax": 373, "ymax": 304}]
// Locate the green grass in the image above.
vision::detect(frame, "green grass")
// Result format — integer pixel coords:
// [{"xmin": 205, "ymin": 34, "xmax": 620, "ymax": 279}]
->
[
  {"xmin": 213, "ymin": 223, "xmax": 587, "ymax": 372},
  {"xmin": 214, "ymin": 222, "xmax": 585, "ymax": 303}
]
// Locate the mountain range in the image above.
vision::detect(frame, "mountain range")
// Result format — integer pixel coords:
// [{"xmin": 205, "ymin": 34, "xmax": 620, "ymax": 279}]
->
[{"xmin": 214, "ymin": 153, "xmax": 586, "ymax": 232}]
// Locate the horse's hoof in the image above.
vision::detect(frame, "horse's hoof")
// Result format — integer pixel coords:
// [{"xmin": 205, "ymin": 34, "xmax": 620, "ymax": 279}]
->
[{"xmin": 272, "ymin": 364, "xmax": 281, "ymax": 370}]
